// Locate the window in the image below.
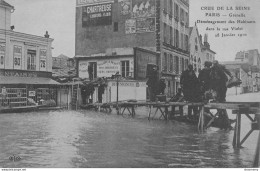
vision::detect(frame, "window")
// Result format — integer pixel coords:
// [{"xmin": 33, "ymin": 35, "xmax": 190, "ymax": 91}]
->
[
  {"xmin": 169, "ymin": 0, "xmax": 173, "ymax": 15},
  {"xmin": 163, "ymin": 53, "xmax": 168, "ymax": 71},
  {"xmin": 170, "ymin": 54, "xmax": 173, "ymax": 72},
  {"xmin": 175, "ymin": 29, "xmax": 179, "ymax": 48},
  {"xmin": 180, "ymin": 8, "xmax": 184, "ymax": 22},
  {"xmin": 114, "ymin": 22, "xmax": 118, "ymax": 32},
  {"xmin": 182, "ymin": 58, "xmax": 185, "ymax": 72},
  {"xmin": 206, "ymin": 53, "xmax": 209, "ymax": 61},
  {"xmin": 185, "ymin": 35, "xmax": 189, "ymax": 51},
  {"xmin": 164, "ymin": 23, "xmax": 167, "ymax": 43},
  {"xmin": 89, "ymin": 62, "xmax": 97, "ymax": 79},
  {"xmin": 27, "ymin": 50, "xmax": 36, "ymax": 70},
  {"xmin": 170, "ymin": 27, "xmax": 173, "ymax": 45},
  {"xmin": 175, "ymin": 56, "xmax": 179, "ymax": 74},
  {"xmin": 167, "ymin": 54, "xmax": 171, "ymax": 71},
  {"xmin": 163, "ymin": 0, "xmax": 167, "ymax": 12},
  {"xmin": 181, "ymin": 33, "xmax": 184, "ymax": 49},
  {"xmin": 121, "ymin": 60, "xmax": 129, "ymax": 78},
  {"xmin": 174, "ymin": 3, "xmax": 179, "ymax": 21}
]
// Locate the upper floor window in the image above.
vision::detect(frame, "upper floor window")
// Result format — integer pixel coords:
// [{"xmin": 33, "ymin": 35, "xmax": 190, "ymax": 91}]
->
[
  {"xmin": 27, "ymin": 50, "xmax": 36, "ymax": 71},
  {"xmin": 121, "ymin": 60, "xmax": 129, "ymax": 78}
]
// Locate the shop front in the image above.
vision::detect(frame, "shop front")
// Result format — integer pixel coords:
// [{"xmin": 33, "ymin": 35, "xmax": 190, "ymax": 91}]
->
[{"xmin": 0, "ymin": 69, "xmax": 59, "ymax": 108}]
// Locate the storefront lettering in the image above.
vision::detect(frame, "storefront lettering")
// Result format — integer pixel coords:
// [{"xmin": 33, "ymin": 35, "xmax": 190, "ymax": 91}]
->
[{"xmin": 4, "ymin": 71, "xmax": 37, "ymax": 77}]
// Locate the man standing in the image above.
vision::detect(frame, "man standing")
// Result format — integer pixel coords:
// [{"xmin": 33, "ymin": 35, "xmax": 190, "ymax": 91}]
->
[
  {"xmin": 210, "ymin": 60, "xmax": 232, "ymax": 102},
  {"xmin": 209, "ymin": 60, "xmax": 233, "ymax": 130},
  {"xmin": 180, "ymin": 65, "xmax": 201, "ymax": 118},
  {"xmin": 198, "ymin": 61, "xmax": 212, "ymax": 100}
]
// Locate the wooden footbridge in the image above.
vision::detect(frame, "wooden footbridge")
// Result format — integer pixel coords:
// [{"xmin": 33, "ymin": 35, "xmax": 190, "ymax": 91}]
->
[{"xmin": 81, "ymin": 101, "xmax": 260, "ymax": 167}]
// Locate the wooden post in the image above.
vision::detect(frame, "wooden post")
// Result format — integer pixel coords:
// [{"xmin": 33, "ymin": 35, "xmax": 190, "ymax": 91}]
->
[
  {"xmin": 198, "ymin": 105, "xmax": 205, "ymax": 131},
  {"xmin": 253, "ymin": 128, "xmax": 260, "ymax": 167},
  {"xmin": 235, "ymin": 113, "xmax": 242, "ymax": 148},
  {"xmin": 165, "ymin": 106, "xmax": 168, "ymax": 120}
]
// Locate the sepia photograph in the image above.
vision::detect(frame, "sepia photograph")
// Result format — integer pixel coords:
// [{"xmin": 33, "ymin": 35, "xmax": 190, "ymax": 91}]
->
[{"xmin": 0, "ymin": 0, "xmax": 260, "ymax": 169}]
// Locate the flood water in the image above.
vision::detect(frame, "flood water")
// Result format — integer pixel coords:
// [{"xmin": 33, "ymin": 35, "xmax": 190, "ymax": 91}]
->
[{"xmin": 0, "ymin": 94, "xmax": 259, "ymax": 168}]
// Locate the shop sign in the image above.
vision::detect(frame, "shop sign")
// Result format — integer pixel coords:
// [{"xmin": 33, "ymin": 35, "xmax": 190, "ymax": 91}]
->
[
  {"xmin": 77, "ymin": 0, "xmax": 114, "ymax": 7},
  {"xmin": 82, "ymin": 3, "xmax": 112, "ymax": 27},
  {"xmin": 29, "ymin": 91, "xmax": 36, "ymax": 97},
  {"xmin": 131, "ymin": 0, "xmax": 155, "ymax": 18},
  {"xmin": 0, "ymin": 70, "xmax": 37, "ymax": 77},
  {"xmin": 111, "ymin": 82, "xmax": 146, "ymax": 87},
  {"xmin": 97, "ymin": 60, "xmax": 120, "ymax": 77}
]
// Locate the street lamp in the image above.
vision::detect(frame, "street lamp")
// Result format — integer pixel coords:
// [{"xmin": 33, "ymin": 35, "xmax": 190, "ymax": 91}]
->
[{"xmin": 115, "ymin": 72, "xmax": 121, "ymax": 114}]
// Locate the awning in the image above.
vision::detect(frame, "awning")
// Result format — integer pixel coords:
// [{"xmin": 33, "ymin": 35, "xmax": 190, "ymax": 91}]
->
[{"xmin": 0, "ymin": 76, "xmax": 60, "ymax": 85}]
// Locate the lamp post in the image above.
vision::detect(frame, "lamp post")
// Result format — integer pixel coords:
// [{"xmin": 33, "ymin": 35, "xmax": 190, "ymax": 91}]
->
[{"xmin": 115, "ymin": 72, "xmax": 121, "ymax": 114}]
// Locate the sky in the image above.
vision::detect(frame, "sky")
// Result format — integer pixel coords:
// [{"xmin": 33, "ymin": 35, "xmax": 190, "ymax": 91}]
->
[{"xmin": 6, "ymin": 0, "xmax": 260, "ymax": 61}]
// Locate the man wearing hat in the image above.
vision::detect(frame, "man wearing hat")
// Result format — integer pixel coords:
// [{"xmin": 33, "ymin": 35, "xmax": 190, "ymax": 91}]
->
[{"xmin": 198, "ymin": 61, "xmax": 212, "ymax": 98}]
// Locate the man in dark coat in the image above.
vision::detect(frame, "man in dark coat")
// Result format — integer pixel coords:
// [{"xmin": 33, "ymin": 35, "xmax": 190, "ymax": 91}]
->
[
  {"xmin": 180, "ymin": 65, "xmax": 201, "ymax": 118},
  {"xmin": 198, "ymin": 61, "xmax": 212, "ymax": 100},
  {"xmin": 209, "ymin": 60, "xmax": 232, "ymax": 102},
  {"xmin": 209, "ymin": 60, "xmax": 233, "ymax": 130}
]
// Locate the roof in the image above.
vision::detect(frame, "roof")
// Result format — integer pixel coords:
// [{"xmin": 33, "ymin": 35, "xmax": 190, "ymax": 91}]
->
[
  {"xmin": 0, "ymin": 76, "xmax": 60, "ymax": 85},
  {"xmin": 0, "ymin": 0, "xmax": 14, "ymax": 9}
]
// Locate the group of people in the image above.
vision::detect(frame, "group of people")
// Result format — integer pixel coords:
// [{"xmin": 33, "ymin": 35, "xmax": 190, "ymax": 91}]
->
[{"xmin": 180, "ymin": 60, "xmax": 233, "ymax": 120}]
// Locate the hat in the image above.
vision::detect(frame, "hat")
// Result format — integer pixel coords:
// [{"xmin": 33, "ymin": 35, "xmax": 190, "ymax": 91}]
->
[{"xmin": 204, "ymin": 61, "xmax": 212, "ymax": 67}]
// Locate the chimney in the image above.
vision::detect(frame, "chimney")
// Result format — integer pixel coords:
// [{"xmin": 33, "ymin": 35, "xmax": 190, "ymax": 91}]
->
[
  {"xmin": 199, "ymin": 34, "xmax": 202, "ymax": 44},
  {"xmin": 44, "ymin": 31, "xmax": 50, "ymax": 38}
]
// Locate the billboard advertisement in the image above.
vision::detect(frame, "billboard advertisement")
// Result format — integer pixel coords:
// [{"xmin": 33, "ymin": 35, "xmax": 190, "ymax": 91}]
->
[
  {"xmin": 77, "ymin": 0, "xmax": 114, "ymax": 7},
  {"xmin": 131, "ymin": 0, "xmax": 155, "ymax": 18},
  {"xmin": 82, "ymin": 3, "xmax": 112, "ymax": 27}
]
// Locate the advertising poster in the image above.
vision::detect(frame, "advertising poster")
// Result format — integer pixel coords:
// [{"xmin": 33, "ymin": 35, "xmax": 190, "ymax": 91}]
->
[
  {"xmin": 136, "ymin": 17, "xmax": 155, "ymax": 33},
  {"xmin": 0, "ymin": 44, "xmax": 5, "ymax": 68},
  {"xmin": 97, "ymin": 60, "xmax": 120, "ymax": 77},
  {"xmin": 82, "ymin": 3, "xmax": 113, "ymax": 27},
  {"xmin": 119, "ymin": 0, "xmax": 131, "ymax": 15},
  {"xmin": 125, "ymin": 19, "xmax": 136, "ymax": 34},
  {"xmin": 13, "ymin": 46, "xmax": 22, "ymax": 70},
  {"xmin": 40, "ymin": 49, "xmax": 47, "ymax": 71},
  {"xmin": 131, "ymin": 0, "xmax": 155, "ymax": 18}
]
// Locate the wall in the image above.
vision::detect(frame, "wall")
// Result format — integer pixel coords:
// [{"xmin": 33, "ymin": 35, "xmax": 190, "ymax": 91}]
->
[
  {"xmin": 108, "ymin": 80, "xmax": 147, "ymax": 102},
  {"xmin": 78, "ymin": 56, "xmax": 134, "ymax": 79},
  {"xmin": 75, "ymin": 0, "xmax": 156, "ymax": 56},
  {"xmin": 0, "ymin": 6, "xmax": 11, "ymax": 30}
]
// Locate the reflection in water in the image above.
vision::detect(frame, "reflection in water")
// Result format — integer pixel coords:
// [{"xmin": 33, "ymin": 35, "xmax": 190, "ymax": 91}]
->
[{"xmin": 0, "ymin": 109, "xmax": 256, "ymax": 168}]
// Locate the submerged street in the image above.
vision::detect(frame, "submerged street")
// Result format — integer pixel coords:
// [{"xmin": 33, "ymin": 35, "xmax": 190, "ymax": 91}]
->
[{"xmin": 0, "ymin": 93, "xmax": 259, "ymax": 168}]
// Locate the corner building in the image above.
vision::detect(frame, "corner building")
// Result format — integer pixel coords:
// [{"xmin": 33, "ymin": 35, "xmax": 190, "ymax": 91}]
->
[
  {"xmin": 0, "ymin": 0, "xmax": 59, "ymax": 108},
  {"xmin": 75, "ymin": 0, "xmax": 190, "ymax": 97}
]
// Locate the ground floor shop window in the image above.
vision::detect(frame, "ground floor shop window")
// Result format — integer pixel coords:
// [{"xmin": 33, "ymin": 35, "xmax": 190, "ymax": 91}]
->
[{"xmin": 0, "ymin": 88, "xmax": 27, "ymax": 107}]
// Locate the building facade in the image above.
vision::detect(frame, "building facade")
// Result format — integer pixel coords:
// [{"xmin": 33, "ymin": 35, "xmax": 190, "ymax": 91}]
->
[
  {"xmin": 0, "ymin": 0, "xmax": 58, "ymax": 108},
  {"xmin": 75, "ymin": 0, "xmax": 190, "ymax": 97},
  {"xmin": 189, "ymin": 25, "xmax": 202, "ymax": 75}
]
